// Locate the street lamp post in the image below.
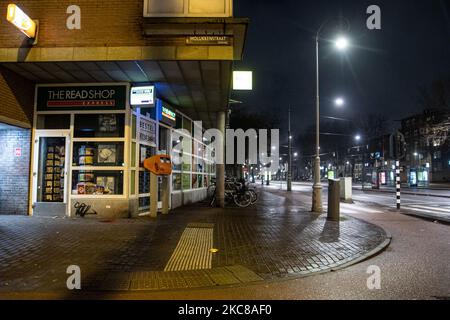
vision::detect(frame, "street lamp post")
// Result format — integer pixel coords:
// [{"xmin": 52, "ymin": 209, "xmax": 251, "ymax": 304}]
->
[
  {"xmin": 312, "ymin": 20, "xmax": 349, "ymax": 213},
  {"xmin": 288, "ymin": 106, "xmax": 292, "ymax": 192}
]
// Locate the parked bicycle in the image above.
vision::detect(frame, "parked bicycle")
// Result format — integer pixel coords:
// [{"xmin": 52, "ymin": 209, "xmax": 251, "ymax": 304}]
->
[{"xmin": 208, "ymin": 177, "xmax": 258, "ymax": 207}]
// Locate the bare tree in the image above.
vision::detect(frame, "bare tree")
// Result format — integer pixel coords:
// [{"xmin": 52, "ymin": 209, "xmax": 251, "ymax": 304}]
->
[{"xmin": 418, "ymin": 76, "xmax": 450, "ymax": 110}]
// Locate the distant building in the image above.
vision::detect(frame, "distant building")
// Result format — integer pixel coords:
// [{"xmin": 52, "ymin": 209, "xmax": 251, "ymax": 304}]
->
[{"xmin": 400, "ymin": 108, "xmax": 450, "ymax": 183}]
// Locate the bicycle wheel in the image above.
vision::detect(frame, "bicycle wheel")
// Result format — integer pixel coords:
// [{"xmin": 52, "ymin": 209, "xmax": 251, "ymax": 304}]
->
[
  {"xmin": 209, "ymin": 194, "xmax": 216, "ymax": 207},
  {"xmin": 207, "ymin": 185, "xmax": 216, "ymax": 200},
  {"xmin": 248, "ymin": 189, "xmax": 258, "ymax": 204},
  {"xmin": 233, "ymin": 191, "xmax": 252, "ymax": 207}
]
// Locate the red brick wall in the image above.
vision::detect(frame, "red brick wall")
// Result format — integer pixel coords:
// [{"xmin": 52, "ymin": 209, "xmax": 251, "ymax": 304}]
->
[
  {"xmin": 0, "ymin": 0, "xmax": 145, "ymax": 48},
  {"xmin": 0, "ymin": 66, "xmax": 34, "ymax": 127}
]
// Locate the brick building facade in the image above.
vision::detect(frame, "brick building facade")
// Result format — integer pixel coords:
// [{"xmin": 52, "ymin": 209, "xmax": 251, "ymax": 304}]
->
[
  {"xmin": 0, "ymin": 0, "xmax": 248, "ymax": 216},
  {"xmin": 0, "ymin": 128, "xmax": 31, "ymax": 215}
]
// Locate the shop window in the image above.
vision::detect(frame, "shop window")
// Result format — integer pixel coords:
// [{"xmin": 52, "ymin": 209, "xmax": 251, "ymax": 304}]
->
[
  {"xmin": 130, "ymin": 170, "xmax": 136, "ymax": 195},
  {"xmin": 37, "ymin": 138, "xmax": 66, "ymax": 202},
  {"xmin": 176, "ymin": 114, "xmax": 183, "ymax": 129},
  {"xmin": 72, "ymin": 142, "xmax": 125, "ymax": 167},
  {"xmin": 74, "ymin": 114, "xmax": 125, "ymax": 138},
  {"xmin": 192, "ymin": 174, "xmax": 198, "ymax": 189},
  {"xmin": 182, "ymin": 173, "xmax": 191, "ymax": 190},
  {"xmin": 172, "ymin": 173, "xmax": 181, "ymax": 191},
  {"xmin": 183, "ymin": 117, "xmax": 192, "ymax": 135},
  {"xmin": 132, "ymin": 115, "xmax": 137, "ymax": 140},
  {"xmin": 131, "ymin": 142, "xmax": 137, "ymax": 168},
  {"xmin": 139, "ymin": 197, "xmax": 150, "ymax": 210},
  {"xmin": 197, "ymin": 175, "xmax": 204, "ymax": 188},
  {"xmin": 72, "ymin": 170, "xmax": 124, "ymax": 195},
  {"xmin": 139, "ymin": 145, "xmax": 156, "ymax": 167},
  {"xmin": 159, "ymin": 126, "xmax": 170, "ymax": 153},
  {"xmin": 173, "ymin": 161, "xmax": 182, "ymax": 171},
  {"xmin": 37, "ymin": 115, "xmax": 71, "ymax": 130},
  {"xmin": 139, "ymin": 171, "xmax": 150, "ymax": 194}
]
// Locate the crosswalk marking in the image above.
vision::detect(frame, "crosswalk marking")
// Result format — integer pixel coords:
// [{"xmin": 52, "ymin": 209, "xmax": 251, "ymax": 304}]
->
[
  {"xmin": 404, "ymin": 207, "xmax": 448, "ymax": 217},
  {"xmin": 407, "ymin": 205, "xmax": 450, "ymax": 213},
  {"xmin": 323, "ymin": 203, "xmax": 383, "ymax": 214}
]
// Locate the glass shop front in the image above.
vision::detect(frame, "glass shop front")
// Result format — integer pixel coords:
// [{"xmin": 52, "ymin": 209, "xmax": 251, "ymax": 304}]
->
[{"xmin": 31, "ymin": 83, "xmax": 214, "ymax": 218}]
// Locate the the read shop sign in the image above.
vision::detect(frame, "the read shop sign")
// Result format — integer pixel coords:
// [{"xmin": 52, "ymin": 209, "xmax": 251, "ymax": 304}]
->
[{"xmin": 36, "ymin": 84, "xmax": 127, "ymax": 111}]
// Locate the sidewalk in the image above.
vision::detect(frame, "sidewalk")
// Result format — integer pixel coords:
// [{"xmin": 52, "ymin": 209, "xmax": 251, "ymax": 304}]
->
[{"xmin": 0, "ymin": 190, "xmax": 390, "ymax": 296}]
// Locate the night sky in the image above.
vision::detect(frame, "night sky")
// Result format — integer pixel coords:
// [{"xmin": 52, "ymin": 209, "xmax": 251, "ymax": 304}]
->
[{"xmin": 233, "ymin": 0, "xmax": 450, "ymax": 134}]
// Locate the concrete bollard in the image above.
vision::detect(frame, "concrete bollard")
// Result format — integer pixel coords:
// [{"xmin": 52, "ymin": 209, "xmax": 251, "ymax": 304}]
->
[
  {"xmin": 340, "ymin": 177, "xmax": 353, "ymax": 203},
  {"xmin": 327, "ymin": 179, "xmax": 341, "ymax": 221}
]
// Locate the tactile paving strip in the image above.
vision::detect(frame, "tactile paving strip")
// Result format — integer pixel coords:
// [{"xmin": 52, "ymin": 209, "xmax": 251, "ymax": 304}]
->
[
  {"xmin": 164, "ymin": 226, "xmax": 214, "ymax": 271},
  {"xmin": 85, "ymin": 265, "xmax": 263, "ymax": 291}
]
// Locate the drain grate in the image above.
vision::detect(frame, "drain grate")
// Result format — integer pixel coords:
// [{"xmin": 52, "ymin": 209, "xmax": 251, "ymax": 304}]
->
[{"xmin": 164, "ymin": 226, "xmax": 214, "ymax": 271}]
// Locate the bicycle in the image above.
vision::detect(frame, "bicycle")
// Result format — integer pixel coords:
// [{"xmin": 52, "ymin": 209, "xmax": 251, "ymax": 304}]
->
[{"xmin": 208, "ymin": 178, "xmax": 253, "ymax": 208}]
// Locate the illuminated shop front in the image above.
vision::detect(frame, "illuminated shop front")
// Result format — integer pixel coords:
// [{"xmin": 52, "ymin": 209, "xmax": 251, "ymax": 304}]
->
[{"xmin": 31, "ymin": 83, "xmax": 214, "ymax": 218}]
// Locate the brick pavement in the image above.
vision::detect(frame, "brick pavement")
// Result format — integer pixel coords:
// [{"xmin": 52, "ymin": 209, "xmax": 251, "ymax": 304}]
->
[{"xmin": 0, "ymin": 190, "xmax": 389, "ymax": 293}]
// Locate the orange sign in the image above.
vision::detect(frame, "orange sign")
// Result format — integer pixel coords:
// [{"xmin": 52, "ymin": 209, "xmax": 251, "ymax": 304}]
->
[
  {"xmin": 6, "ymin": 4, "xmax": 37, "ymax": 39},
  {"xmin": 144, "ymin": 155, "xmax": 172, "ymax": 176}
]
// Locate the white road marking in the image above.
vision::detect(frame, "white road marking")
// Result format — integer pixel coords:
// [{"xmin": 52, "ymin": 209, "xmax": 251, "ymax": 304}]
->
[{"xmin": 406, "ymin": 205, "xmax": 450, "ymax": 214}]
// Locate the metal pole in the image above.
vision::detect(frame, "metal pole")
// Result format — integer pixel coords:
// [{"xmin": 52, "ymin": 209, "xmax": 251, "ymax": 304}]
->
[
  {"xmin": 287, "ymin": 106, "xmax": 292, "ymax": 192},
  {"xmin": 312, "ymin": 35, "xmax": 323, "ymax": 213},
  {"xmin": 396, "ymin": 160, "xmax": 401, "ymax": 210},
  {"xmin": 362, "ymin": 143, "xmax": 366, "ymax": 190},
  {"xmin": 216, "ymin": 111, "xmax": 226, "ymax": 208}
]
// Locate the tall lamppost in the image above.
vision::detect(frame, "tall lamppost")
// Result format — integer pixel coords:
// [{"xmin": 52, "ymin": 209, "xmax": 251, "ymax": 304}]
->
[{"xmin": 312, "ymin": 20, "xmax": 350, "ymax": 213}]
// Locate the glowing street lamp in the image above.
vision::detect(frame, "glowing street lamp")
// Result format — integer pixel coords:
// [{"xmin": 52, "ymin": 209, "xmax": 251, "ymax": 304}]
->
[
  {"xmin": 335, "ymin": 97, "xmax": 345, "ymax": 107},
  {"xmin": 335, "ymin": 37, "xmax": 349, "ymax": 50},
  {"xmin": 6, "ymin": 4, "xmax": 38, "ymax": 40}
]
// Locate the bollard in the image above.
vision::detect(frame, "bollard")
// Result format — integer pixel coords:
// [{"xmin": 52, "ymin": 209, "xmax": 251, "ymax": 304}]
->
[
  {"xmin": 340, "ymin": 177, "xmax": 353, "ymax": 203},
  {"xmin": 327, "ymin": 179, "xmax": 340, "ymax": 221}
]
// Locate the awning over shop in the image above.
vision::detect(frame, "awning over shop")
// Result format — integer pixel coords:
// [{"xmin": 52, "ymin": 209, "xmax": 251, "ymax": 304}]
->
[{"xmin": 1, "ymin": 60, "xmax": 231, "ymax": 128}]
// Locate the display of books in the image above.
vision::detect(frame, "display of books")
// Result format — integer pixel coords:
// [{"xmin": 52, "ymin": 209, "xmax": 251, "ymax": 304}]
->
[
  {"xmin": 99, "ymin": 114, "xmax": 117, "ymax": 133},
  {"xmin": 77, "ymin": 182, "xmax": 96, "ymax": 195},
  {"xmin": 43, "ymin": 144, "xmax": 65, "ymax": 202},
  {"xmin": 98, "ymin": 144, "xmax": 117, "ymax": 164},
  {"xmin": 96, "ymin": 176, "xmax": 115, "ymax": 194}
]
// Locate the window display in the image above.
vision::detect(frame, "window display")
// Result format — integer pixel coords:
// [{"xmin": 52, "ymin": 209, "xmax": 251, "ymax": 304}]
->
[
  {"xmin": 73, "ymin": 142, "xmax": 124, "ymax": 167},
  {"xmin": 38, "ymin": 138, "xmax": 66, "ymax": 202},
  {"xmin": 99, "ymin": 114, "xmax": 117, "ymax": 133},
  {"xmin": 172, "ymin": 173, "xmax": 181, "ymax": 191},
  {"xmin": 72, "ymin": 171, "xmax": 123, "ymax": 195},
  {"xmin": 139, "ymin": 171, "xmax": 150, "ymax": 194},
  {"xmin": 98, "ymin": 145, "xmax": 117, "ymax": 164},
  {"xmin": 74, "ymin": 114, "xmax": 125, "ymax": 138}
]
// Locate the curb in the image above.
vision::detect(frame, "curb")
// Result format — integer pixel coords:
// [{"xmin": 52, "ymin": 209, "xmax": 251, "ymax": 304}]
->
[
  {"xmin": 330, "ymin": 230, "xmax": 392, "ymax": 272},
  {"xmin": 399, "ymin": 210, "xmax": 450, "ymax": 224}
]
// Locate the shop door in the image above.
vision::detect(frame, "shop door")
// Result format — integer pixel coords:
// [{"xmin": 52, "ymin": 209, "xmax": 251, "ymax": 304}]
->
[{"xmin": 32, "ymin": 130, "xmax": 70, "ymax": 217}]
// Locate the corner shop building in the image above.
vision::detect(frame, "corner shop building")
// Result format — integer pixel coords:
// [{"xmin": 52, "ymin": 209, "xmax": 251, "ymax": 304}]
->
[{"xmin": 0, "ymin": 0, "xmax": 248, "ymax": 218}]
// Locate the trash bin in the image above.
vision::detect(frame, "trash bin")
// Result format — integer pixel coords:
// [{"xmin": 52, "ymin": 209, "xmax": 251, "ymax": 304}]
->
[{"xmin": 328, "ymin": 179, "xmax": 340, "ymax": 221}]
